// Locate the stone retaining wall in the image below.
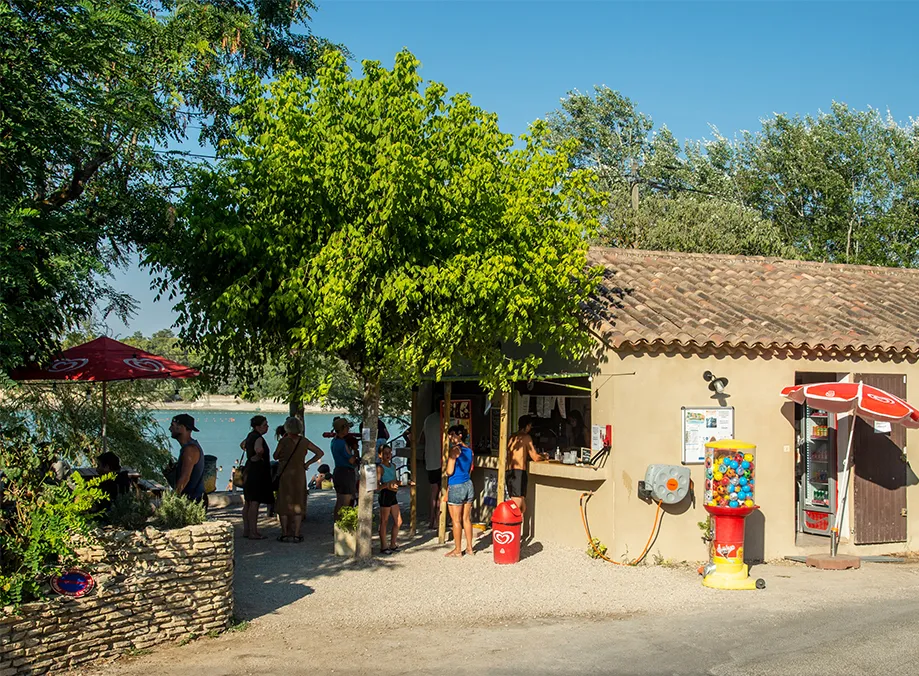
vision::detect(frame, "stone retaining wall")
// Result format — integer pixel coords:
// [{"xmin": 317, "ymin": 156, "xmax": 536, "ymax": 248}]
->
[{"xmin": 0, "ymin": 520, "xmax": 234, "ymax": 675}]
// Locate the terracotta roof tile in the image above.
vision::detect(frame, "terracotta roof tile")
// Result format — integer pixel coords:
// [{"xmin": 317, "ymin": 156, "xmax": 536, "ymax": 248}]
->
[{"xmin": 586, "ymin": 247, "xmax": 919, "ymax": 355}]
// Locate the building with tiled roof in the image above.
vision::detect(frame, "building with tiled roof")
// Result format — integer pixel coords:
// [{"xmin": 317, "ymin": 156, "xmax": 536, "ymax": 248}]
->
[{"xmin": 561, "ymin": 247, "xmax": 919, "ymax": 564}]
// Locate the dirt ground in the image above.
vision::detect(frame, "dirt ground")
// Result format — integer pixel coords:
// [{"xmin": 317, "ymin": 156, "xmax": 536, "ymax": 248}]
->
[{"xmin": 75, "ymin": 491, "xmax": 919, "ymax": 676}]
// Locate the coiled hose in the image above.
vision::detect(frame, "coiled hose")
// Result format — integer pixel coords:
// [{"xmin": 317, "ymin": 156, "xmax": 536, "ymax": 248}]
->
[{"xmin": 580, "ymin": 491, "xmax": 663, "ymax": 566}]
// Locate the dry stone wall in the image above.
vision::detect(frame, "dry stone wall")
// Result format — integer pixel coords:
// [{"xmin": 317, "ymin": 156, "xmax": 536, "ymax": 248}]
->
[{"xmin": 0, "ymin": 521, "xmax": 234, "ymax": 675}]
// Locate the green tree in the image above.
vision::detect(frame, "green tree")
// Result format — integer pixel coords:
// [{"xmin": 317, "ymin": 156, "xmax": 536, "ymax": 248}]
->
[
  {"xmin": 547, "ymin": 86, "xmax": 790, "ymax": 255},
  {"xmin": 149, "ymin": 49, "xmax": 601, "ymax": 558},
  {"xmin": 736, "ymin": 103, "xmax": 919, "ymax": 266},
  {"xmin": 0, "ymin": 0, "xmax": 340, "ymax": 373}
]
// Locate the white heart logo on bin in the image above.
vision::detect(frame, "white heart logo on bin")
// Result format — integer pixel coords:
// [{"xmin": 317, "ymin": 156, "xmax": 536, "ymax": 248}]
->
[{"xmin": 494, "ymin": 531, "xmax": 515, "ymax": 545}]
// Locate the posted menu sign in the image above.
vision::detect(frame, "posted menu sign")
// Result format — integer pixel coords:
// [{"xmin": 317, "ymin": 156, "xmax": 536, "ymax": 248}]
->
[{"xmin": 682, "ymin": 407, "xmax": 734, "ymax": 464}]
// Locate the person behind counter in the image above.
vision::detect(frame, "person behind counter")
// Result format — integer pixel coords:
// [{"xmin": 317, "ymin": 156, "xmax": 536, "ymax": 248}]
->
[{"xmin": 506, "ymin": 415, "xmax": 548, "ymax": 523}]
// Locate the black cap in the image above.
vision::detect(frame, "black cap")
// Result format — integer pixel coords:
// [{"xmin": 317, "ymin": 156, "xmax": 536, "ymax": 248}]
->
[{"xmin": 171, "ymin": 413, "xmax": 199, "ymax": 432}]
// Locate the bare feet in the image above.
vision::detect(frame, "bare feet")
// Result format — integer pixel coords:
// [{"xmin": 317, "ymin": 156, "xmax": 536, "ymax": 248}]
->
[
  {"xmin": 465, "ymin": 549, "xmax": 475, "ymax": 556},
  {"xmin": 445, "ymin": 550, "xmax": 462, "ymax": 558}
]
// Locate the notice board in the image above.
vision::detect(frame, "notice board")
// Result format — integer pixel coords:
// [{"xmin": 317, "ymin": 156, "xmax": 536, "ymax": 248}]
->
[{"xmin": 682, "ymin": 406, "xmax": 734, "ymax": 464}]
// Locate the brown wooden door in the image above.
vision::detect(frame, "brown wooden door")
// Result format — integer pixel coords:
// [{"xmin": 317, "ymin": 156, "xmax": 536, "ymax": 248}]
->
[{"xmin": 852, "ymin": 373, "xmax": 908, "ymax": 544}]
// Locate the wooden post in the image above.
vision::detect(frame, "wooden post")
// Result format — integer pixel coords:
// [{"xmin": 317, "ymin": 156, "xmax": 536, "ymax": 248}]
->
[
  {"xmin": 409, "ymin": 386, "xmax": 419, "ymax": 537},
  {"xmin": 496, "ymin": 391, "xmax": 510, "ymax": 505},
  {"xmin": 438, "ymin": 382, "xmax": 452, "ymax": 544},
  {"xmin": 101, "ymin": 381, "xmax": 108, "ymax": 452}
]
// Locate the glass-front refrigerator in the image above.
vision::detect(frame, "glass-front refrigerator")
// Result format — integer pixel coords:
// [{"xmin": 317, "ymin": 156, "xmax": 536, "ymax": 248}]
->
[{"xmin": 799, "ymin": 404, "xmax": 836, "ymax": 536}]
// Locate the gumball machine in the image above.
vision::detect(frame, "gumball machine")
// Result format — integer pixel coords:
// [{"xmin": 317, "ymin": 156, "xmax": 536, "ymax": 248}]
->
[{"xmin": 701, "ymin": 440, "xmax": 765, "ymax": 591}]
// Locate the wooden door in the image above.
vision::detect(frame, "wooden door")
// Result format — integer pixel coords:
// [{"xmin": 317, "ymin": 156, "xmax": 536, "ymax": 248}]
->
[{"xmin": 852, "ymin": 373, "xmax": 908, "ymax": 544}]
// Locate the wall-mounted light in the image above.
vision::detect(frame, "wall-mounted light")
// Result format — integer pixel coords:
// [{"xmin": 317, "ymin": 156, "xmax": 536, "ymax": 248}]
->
[{"xmin": 703, "ymin": 371, "xmax": 729, "ymax": 395}]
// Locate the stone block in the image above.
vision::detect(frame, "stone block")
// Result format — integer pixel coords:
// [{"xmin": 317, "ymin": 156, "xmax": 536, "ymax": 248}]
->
[{"xmin": 805, "ymin": 553, "xmax": 861, "ymax": 570}]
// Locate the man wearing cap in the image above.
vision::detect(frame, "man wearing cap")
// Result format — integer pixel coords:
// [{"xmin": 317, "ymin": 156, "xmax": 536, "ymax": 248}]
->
[
  {"xmin": 170, "ymin": 414, "xmax": 206, "ymax": 504},
  {"xmin": 331, "ymin": 417, "xmax": 358, "ymax": 520}
]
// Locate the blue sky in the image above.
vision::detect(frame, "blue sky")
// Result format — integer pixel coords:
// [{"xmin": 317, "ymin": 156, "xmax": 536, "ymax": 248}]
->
[{"xmin": 107, "ymin": 0, "xmax": 919, "ymax": 336}]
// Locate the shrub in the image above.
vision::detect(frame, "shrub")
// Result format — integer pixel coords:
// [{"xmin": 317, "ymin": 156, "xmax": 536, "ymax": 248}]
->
[
  {"xmin": 586, "ymin": 537, "xmax": 608, "ymax": 559},
  {"xmin": 0, "ymin": 425, "xmax": 105, "ymax": 609},
  {"xmin": 335, "ymin": 506, "xmax": 358, "ymax": 533},
  {"xmin": 154, "ymin": 492, "xmax": 206, "ymax": 529},
  {"xmin": 107, "ymin": 492, "xmax": 155, "ymax": 531}
]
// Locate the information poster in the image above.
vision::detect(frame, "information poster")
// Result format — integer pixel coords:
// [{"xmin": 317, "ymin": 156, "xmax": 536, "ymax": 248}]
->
[
  {"xmin": 682, "ymin": 407, "xmax": 734, "ymax": 464},
  {"xmin": 442, "ymin": 399, "xmax": 473, "ymax": 450},
  {"xmin": 490, "ymin": 408, "xmax": 501, "ymax": 451}
]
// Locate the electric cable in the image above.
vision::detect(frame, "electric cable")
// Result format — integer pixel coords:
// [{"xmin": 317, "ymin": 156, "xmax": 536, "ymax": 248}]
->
[{"xmin": 580, "ymin": 490, "xmax": 662, "ymax": 566}]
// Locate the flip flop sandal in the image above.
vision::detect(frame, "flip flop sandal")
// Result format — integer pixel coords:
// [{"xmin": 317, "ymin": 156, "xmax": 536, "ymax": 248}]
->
[{"xmin": 277, "ymin": 535, "xmax": 292, "ymax": 542}]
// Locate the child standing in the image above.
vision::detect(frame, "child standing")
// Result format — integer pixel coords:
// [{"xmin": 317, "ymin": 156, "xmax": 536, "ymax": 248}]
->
[{"xmin": 376, "ymin": 445, "xmax": 408, "ymax": 554}]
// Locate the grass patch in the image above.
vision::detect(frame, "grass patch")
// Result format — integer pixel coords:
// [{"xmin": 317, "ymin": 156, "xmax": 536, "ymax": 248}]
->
[{"xmin": 227, "ymin": 616, "xmax": 249, "ymax": 633}]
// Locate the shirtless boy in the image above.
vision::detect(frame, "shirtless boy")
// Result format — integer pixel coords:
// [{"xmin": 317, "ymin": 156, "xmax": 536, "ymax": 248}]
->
[{"xmin": 506, "ymin": 416, "xmax": 547, "ymax": 517}]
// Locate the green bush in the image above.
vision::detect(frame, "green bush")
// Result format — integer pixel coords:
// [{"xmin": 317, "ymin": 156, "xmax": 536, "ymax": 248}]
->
[
  {"xmin": 0, "ymin": 426, "xmax": 105, "ymax": 609},
  {"xmin": 107, "ymin": 492, "xmax": 154, "ymax": 531},
  {"xmin": 586, "ymin": 537, "xmax": 608, "ymax": 559},
  {"xmin": 154, "ymin": 492, "xmax": 206, "ymax": 530},
  {"xmin": 336, "ymin": 506, "xmax": 358, "ymax": 533}
]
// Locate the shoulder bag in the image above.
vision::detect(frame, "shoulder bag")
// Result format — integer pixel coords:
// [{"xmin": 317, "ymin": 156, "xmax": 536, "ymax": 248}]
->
[{"xmin": 272, "ymin": 437, "xmax": 303, "ymax": 493}]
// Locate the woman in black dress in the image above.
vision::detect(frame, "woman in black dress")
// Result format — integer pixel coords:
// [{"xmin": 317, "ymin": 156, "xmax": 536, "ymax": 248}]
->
[{"xmin": 242, "ymin": 415, "xmax": 274, "ymax": 539}]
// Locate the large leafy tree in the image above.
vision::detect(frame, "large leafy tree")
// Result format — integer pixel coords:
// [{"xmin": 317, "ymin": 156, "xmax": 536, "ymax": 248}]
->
[
  {"xmin": 736, "ymin": 103, "xmax": 919, "ymax": 266},
  {"xmin": 149, "ymin": 49, "xmax": 601, "ymax": 558},
  {"xmin": 0, "ymin": 0, "xmax": 339, "ymax": 373},
  {"xmin": 547, "ymin": 86, "xmax": 792, "ymax": 256}
]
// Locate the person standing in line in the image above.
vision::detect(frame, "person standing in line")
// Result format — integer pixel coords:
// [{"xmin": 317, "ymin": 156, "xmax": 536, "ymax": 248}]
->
[
  {"xmin": 376, "ymin": 445, "xmax": 409, "ymax": 554},
  {"xmin": 331, "ymin": 418, "xmax": 358, "ymax": 520},
  {"xmin": 506, "ymin": 415, "xmax": 547, "ymax": 525},
  {"xmin": 170, "ymin": 414, "xmax": 206, "ymax": 505},
  {"xmin": 241, "ymin": 415, "xmax": 274, "ymax": 539},
  {"xmin": 444, "ymin": 424, "xmax": 474, "ymax": 558},
  {"xmin": 273, "ymin": 417, "xmax": 322, "ymax": 542},
  {"xmin": 420, "ymin": 400, "xmax": 444, "ymax": 529}
]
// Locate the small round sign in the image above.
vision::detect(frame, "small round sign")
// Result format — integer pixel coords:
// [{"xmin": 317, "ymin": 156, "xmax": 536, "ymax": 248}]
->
[{"xmin": 50, "ymin": 569, "xmax": 95, "ymax": 598}]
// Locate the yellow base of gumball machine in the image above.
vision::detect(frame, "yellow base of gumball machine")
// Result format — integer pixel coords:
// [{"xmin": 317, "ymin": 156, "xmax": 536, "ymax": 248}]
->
[{"xmin": 701, "ymin": 558, "xmax": 765, "ymax": 591}]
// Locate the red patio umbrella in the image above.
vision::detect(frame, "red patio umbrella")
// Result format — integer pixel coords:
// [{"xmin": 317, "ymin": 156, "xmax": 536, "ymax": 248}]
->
[
  {"xmin": 9, "ymin": 336, "xmax": 200, "ymax": 450},
  {"xmin": 781, "ymin": 381, "xmax": 919, "ymax": 555}
]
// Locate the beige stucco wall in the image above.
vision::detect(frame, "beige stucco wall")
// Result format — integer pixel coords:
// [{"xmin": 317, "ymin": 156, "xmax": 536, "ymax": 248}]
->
[{"xmin": 587, "ymin": 347, "xmax": 919, "ymax": 563}]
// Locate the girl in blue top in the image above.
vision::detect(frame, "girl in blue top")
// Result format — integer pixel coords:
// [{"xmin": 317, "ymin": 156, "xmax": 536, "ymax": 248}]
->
[
  {"xmin": 445, "ymin": 424, "xmax": 475, "ymax": 558},
  {"xmin": 376, "ymin": 445, "xmax": 410, "ymax": 554}
]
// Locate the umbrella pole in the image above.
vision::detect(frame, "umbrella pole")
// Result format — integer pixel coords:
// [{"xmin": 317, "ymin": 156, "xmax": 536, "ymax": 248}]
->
[
  {"xmin": 832, "ymin": 411, "xmax": 857, "ymax": 556},
  {"xmin": 102, "ymin": 381, "xmax": 108, "ymax": 453}
]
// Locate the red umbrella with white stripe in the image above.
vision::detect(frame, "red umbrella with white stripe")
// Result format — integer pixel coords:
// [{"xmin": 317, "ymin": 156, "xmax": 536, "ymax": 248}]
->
[
  {"xmin": 9, "ymin": 336, "xmax": 200, "ymax": 450},
  {"xmin": 781, "ymin": 381, "xmax": 919, "ymax": 555}
]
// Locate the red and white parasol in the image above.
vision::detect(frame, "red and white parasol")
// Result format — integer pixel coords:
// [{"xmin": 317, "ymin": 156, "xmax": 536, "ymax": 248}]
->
[
  {"xmin": 10, "ymin": 336, "xmax": 200, "ymax": 450},
  {"xmin": 781, "ymin": 381, "xmax": 919, "ymax": 555}
]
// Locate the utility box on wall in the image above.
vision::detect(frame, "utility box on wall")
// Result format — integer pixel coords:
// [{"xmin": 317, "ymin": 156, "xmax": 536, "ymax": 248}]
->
[{"xmin": 640, "ymin": 464, "xmax": 691, "ymax": 504}]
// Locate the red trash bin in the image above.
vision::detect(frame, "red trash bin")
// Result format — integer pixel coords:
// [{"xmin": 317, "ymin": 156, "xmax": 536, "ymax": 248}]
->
[{"xmin": 492, "ymin": 500, "xmax": 523, "ymax": 564}]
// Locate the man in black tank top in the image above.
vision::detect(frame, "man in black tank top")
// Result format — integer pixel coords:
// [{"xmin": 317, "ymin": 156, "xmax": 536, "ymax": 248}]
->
[{"xmin": 170, "ymin": 414, "xmax": 206, "ymax": 503}]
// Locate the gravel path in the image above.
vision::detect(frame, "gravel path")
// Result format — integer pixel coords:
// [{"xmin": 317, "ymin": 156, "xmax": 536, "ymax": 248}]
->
[{"xmin": 78, "ymin": 490, "xmax": 919, "ymax": 675}]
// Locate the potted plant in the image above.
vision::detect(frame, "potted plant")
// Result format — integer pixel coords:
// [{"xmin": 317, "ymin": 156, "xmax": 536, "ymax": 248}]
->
[{"xmin": 334, "ymin": 506, "xmax": 358, "ymax": 556}]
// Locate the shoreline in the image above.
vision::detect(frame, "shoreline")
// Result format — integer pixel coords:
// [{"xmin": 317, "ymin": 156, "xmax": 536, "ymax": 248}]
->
[{"xmin": 150, "ymin": 394, "xmax": 345, "ymax": 415}]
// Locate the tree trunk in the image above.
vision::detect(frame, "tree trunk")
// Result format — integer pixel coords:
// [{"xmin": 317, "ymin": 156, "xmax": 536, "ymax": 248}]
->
[
  {"xmin": 287, "ymin": 360, "xmax": 305, "ymax": 422},
  {"xmin": 356, "ymin": 375, "xmax": 381, "ymax": 559}
]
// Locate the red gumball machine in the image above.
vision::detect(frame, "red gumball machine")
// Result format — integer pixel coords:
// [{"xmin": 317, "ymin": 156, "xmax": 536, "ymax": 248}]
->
[{"xmin": 701, "ymin": 440, "xmax": 765, "ymax": 590}]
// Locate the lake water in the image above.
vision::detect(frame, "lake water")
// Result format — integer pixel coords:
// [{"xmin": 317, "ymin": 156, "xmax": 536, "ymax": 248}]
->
[
  {"xmin": 152, "ymin": 410, "xmax": 406, "ymax": 488},
  {"xmin": 152, "ymin": 410, "xmax": 340, "ymax": 488}
]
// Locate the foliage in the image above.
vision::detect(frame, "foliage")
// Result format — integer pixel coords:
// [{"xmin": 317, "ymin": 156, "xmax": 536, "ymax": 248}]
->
[
  {"xmin": 548, "ymin": 89, "xmax": 919, "ymax": 266},
  {"xmin": 697, "ymin": 515, "xmax": 713, "ymax": 542},
  {"xmin": 106, "ymin": 492, "xmax": 154, "ymax": 531},
  {"xmin": 0, "ymin": 0, "xmax": 341, "ymax": 373},
  {"xmin": 149, "ymin": 49, "xmax": 601, "ymax": 557},
  {"xmin": 153, "ymin": 492, "xmax": 206, "ymax": 530},
  {"xmin": 0, "ymin": 425, "xmax": 105, "ymax": 608},
  {"xmin": 548, "ymin": 86, "xmax": 791, "ymax": 256},
  {"xmin": 335, "ymin": 506, "xmax": 359, "ymax": 533},
  {"xmin": 586, "ymin": 537, "xmax": 608, "ymax": 559},
  {"xmin": 735, "ymin": 103, "xmax": 919, "ymax": 266},
  {"xmin": 0, "ymin": 381, "xmax": 172, "ymax": 479}
]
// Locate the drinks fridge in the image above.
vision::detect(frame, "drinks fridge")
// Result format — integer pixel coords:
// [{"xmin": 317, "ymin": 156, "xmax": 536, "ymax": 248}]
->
[{"xmin": 798, "ymin": 403, "xmax": 837, "ymax": 536}]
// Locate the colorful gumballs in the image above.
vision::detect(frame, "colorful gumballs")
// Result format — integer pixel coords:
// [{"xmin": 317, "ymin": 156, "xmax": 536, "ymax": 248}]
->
[
  {"xmin": 744, "ymin": 499, "xmax": 754, "ymax": 507},
  {"xmin": 739, "ymin": 477, "xmax": 748, "ymax": 486},
  {"xmin": 741, "ymin": 461, "xmax": 750, "ymax": 470},
  {"xmin": 743, "ymin": 453, "xmax": 753, "ymax": 462},
  {"xmin": 705, "ymin": 457, "xmax": 712, "ymax": 468},
  {"xmin": 713, "ymin": 471, "xmax": 723, "ymax": 481},
  {"xmin": 729, "ymin": 500, "xmax": 739, "ymax": 508}
]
